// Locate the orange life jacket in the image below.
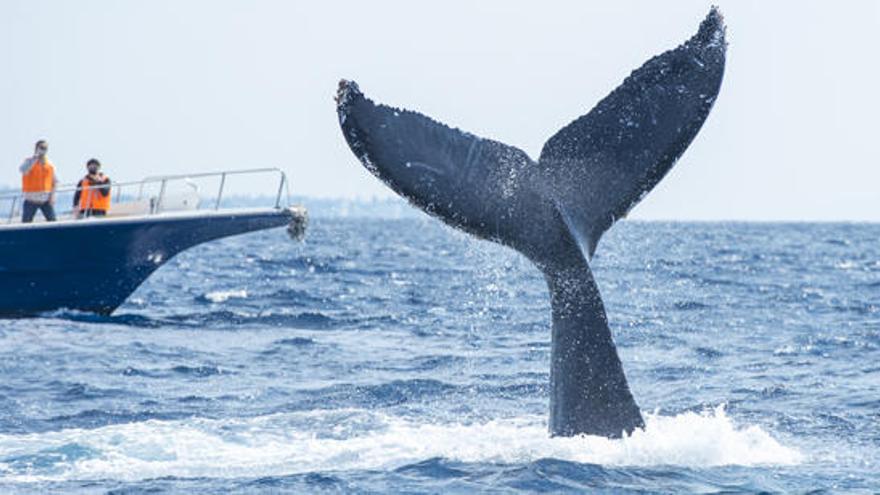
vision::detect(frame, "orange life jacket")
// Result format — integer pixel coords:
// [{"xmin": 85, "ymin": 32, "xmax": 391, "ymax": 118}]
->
[
  {"xmin": 21, "ymin": 159, "xmax": 55, "ymax": 193},
  {"xmin": 78, "ymin": 176, "xmax": 112, "ymax": 212}
]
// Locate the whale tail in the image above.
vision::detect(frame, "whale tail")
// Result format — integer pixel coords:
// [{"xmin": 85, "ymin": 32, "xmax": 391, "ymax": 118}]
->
[{"xmin": 336, "ymin": 8, "xmax": 726, "ymax": 438}]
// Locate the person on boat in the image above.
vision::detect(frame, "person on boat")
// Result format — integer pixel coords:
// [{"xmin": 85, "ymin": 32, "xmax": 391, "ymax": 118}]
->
[
  {"xmin": 19, "ymin": 140, "xmax": 58, "ymax": 223},
  {"xmin": 73, "ymin": 158, "xmax": 111, "ymax": 218}
]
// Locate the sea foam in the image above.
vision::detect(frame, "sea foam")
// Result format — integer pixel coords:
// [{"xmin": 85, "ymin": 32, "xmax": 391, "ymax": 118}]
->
[
  {"xmin": 202, "ymin": 289, "xmax": 248, "ymax": 303},
  {"xmin": 0, "ymin": 405, "xmax": 801, "ymax": 482}
]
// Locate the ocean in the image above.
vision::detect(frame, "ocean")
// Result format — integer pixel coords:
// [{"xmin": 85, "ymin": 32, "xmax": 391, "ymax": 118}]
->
[{"xmin": 0, "ymin": 216, "xmax": 877, "ymax": 493}]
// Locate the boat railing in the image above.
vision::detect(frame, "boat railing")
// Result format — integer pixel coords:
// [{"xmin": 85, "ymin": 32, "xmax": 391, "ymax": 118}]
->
[{"xmin": 0, "ymin": 167, "xmax": 291, "ymax": 224}]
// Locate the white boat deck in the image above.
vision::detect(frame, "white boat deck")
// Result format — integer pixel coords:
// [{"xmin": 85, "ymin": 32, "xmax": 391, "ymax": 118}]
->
[{"xmin": 0, "ymin": 167, "xmax": 302, "ymax": 231}]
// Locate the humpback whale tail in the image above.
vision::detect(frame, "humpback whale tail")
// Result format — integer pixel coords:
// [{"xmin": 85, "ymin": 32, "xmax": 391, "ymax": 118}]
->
[{"xmin": 336, "ymin": 8, "xmax": 726, "ymax": 438}]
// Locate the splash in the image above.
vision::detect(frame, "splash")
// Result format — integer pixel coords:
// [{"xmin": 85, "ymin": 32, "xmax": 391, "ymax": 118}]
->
[
  {"xmin": 201, "ymin": 290, "xmax": 248, "ymax": 303},
  {"xmin": 0, "ymin": 406, "xmax": 800, "ymax": 482}
]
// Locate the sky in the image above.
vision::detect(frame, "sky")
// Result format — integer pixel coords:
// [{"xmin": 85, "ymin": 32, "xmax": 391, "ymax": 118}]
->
[{"xmin": 1, "ymin": 0, "xmax": 877, "ymax": 220}]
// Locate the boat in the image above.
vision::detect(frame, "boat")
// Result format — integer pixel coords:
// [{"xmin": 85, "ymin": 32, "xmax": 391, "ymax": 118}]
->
[{"xmin": 0, "ymin": 168, "xmax": 307, "ymax": 316}]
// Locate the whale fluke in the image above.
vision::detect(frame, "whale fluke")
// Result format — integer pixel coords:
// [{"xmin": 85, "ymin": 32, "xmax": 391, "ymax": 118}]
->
[{"xmin": 336, "ymin": 8, "xmax": 726, "ymax": 438}]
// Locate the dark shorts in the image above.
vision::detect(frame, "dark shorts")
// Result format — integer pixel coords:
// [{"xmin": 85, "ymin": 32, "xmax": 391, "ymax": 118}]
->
[{"xmin": 21, "ymin": 200, "xmax": 57, "ymax": 223}]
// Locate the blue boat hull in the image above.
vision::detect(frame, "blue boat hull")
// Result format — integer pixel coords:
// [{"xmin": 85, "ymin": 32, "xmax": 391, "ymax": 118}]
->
[{"xmin": 0, "ymin": 208, "xmax": 300, "ymax": 315}]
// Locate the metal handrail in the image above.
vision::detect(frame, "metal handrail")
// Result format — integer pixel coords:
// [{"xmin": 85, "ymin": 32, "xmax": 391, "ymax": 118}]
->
[{"xmin": 0, "ymin": 167, "xmax": 290, "ymax": 224}]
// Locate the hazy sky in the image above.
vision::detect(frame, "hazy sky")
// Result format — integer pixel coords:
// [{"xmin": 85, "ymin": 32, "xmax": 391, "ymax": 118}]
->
[{"xmin": 1, "ymin": 1, "xmax": 877, "ymax": 220}]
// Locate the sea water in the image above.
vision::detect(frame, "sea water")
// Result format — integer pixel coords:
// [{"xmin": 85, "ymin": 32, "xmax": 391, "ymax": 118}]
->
[{"xmin": 0, "ymin": 218, "xmax": 877, "ymax": 493}]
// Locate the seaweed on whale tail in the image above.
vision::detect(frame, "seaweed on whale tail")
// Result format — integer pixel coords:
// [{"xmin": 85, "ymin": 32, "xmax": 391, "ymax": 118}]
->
[{"xmin": 335, "ymin": 8, "xmax": 726, "ymax": 438}]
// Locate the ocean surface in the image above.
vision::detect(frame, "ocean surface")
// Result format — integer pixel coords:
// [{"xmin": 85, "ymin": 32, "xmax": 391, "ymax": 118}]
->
[{"xmin": 0, "ymin": 217, "xmax": 878, "ymax": 494}]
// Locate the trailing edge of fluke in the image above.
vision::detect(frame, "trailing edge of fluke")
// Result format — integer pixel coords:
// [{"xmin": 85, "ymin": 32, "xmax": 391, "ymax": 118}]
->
[{"xmin": 335, "ymin": 7, "xmax": 726, "ymax": 438}]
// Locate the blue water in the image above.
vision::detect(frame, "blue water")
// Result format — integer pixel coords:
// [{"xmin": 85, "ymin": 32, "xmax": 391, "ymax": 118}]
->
[{"xmin": 0, "ymin": 218, "xmax": 878, "ymax": 493}]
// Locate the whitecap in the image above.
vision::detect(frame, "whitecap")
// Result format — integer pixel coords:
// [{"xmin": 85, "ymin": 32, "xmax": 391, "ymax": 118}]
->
[
  {"xmin": 203, "ymin": 290, "xmax": 248, "ymax": 303},
  {"xmin": 0, "ymin": 406, "xmax": 801, "ymax": 482}
]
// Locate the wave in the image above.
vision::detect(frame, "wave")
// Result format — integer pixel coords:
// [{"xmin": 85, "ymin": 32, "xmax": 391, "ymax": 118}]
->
[
  {"xmin": 297, "ymin": 379, "xmax": 459, "ymax": 410},
  {"xmin": 693, "ymin": 346, "xmax": 724, "ymax": 359},
  {"xmin": 0, "ymin": 406, "xmax": 801, "ymax": 483},
  {"xmin": 170, "ymin": 365, "xmax": 225, "ymax": 377},
  {"xmin": 273, "ymin": 337, "xmax": 317, "ymax": 347},
  {"xmin": 19, "ymin": 306, "xmax": 402, "ymax": 334},
  {"xmin": 164, "ymin": 310, "xmax": 341, "ymax": 329},
  {"xmin": 672, "ymin": 301, "xmax": 712, "ymax": 311},
  {"xmin": 197, "ymin": 290, "xmax": 248, "ymax": 304},
  {"xmin": 40, "ymin": 310, "xmax": 168, "ymax": 328}
]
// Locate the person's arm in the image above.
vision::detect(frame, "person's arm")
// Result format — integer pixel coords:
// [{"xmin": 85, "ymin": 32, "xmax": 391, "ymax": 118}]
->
[
  {"xmin": 49, "ymin": 167, "xmax": 58, "ymax": 204},
  {"xmin": 19, "ymin": 157, "xmax": 34, "ymax": 174},
  {"xmin": 73, "ymin": 179, "xmax": 83, "ymax": 208},
  {"xmin": 97, "ymin": 176, "xmax": 111, "ymax": 197}
]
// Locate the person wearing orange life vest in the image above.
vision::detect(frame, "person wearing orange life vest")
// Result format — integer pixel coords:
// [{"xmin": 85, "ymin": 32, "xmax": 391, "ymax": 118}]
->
[
  {"xmin": 73, "ymin": 158, "xmax": 111, "ymax": 218},
  {"xmin": 19, "ymin": 139, "xmax": 59, "ymax": 223}
]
